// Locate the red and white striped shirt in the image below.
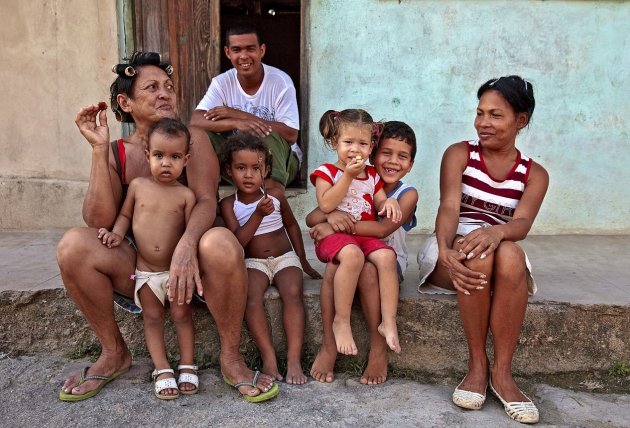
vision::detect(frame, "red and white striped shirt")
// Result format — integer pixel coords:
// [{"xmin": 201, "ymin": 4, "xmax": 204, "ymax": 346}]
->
[{"xmin": 459, "ymin": 140, "xmax": 532, "ymax": 226}]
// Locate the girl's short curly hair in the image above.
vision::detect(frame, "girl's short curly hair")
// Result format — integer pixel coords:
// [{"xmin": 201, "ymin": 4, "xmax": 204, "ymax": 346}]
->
[{"xmin": 220, "ymin": 133, "xmax": 273, "ymax": 178}]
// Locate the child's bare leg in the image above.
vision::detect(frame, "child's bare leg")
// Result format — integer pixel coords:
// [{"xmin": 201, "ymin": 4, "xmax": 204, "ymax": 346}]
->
[
  {"xmin": 139, "ymin": 286, "xmax": 177, "ymax": 397},
  {"xmin": 357, "ymin": 262, "xmax": 389, "ymax": 384},
  {"xmin": 170, "ymin": 300, "xmax": 196, "ymax": 392},
  {"xmin": 274, "ymin": 266, "xmax": 307, "ymax": 385},
  {"xmin": 245, "ymin": 269, "xmax": 282, "ymax": 381},
  {"xmin": 332, "ymin": 245, "xmax": 365, "ymax": 355},
  {"xmin": 367, "ymin": 249, "xmax": 401, "ymax": 354},
  {"xmin": 310, "ymin": 263, "xmax": 338, "ymax": 382}
]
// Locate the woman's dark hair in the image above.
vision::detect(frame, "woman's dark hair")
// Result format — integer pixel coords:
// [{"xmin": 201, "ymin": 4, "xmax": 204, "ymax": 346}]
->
[
  {"xmin": 110, "ymin": 52, "xmax": 174, "ymax": 123},
  {"xmin": 319, "ymin": 109, "xmax": 381, "ymax": 150},
  {"xmin": 477, "ymin": 75, "xmax": 535, "ymax": 126},
  {"xmin": 378, "ymin": 121, "xmax": 417, "ymax": 161},
  {"xmin": 220, "ymin": 133, "xmax": 273, "ymax": 177},
  {"xmin": 147, "ymin": 118, "xmax": 191, "ymax": 153}
]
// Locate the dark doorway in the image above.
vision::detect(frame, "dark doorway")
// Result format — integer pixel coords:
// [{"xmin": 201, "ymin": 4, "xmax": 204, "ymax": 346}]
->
[{"xmin": 220, "ymin": 1, "xmax": 301, "ymax": 107}]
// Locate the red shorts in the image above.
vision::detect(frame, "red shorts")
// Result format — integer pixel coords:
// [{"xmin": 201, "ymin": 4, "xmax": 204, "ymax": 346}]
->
[{"xmin": 315, "ymin": 233, "xmax": 394, "ymax": 263}]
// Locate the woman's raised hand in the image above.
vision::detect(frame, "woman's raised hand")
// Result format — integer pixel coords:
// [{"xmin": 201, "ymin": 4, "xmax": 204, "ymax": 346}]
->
[{"xmin": 75, "ymin": 102, "xmax": 110, "ymax": 148}]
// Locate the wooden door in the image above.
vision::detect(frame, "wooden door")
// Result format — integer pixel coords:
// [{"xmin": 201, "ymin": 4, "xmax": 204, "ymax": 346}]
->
[
  {"xmin": 133, "ymin": 0, "xmax": 221, "ymax": 124},
  {"xmin": 131, "ymin": 0, "xmax": 307, "ymax": 182}
]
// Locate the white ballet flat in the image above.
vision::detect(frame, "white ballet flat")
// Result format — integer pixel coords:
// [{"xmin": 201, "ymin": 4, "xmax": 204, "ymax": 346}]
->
[
  {"xmin": 452, "ymin": 379, "xmax": 486, "ymax": 410},
  {"xmin": 489, "ymin": 379, "xmax": 539, "ymax": 424},
  {"xmin": 177, "ymin": 364, "xmax": 199, "ymax": 395}
]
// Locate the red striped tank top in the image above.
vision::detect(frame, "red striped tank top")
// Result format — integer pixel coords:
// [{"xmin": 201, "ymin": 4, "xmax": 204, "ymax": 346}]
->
[{"xmin": 459, "ymin": 140, "xmax": 532, "ymax": 226}]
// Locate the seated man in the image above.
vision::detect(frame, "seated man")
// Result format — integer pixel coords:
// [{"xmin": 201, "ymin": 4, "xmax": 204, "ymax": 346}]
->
[{"xmin": 189, "ymin": 22, "xmax": 302, "ymax": 191}]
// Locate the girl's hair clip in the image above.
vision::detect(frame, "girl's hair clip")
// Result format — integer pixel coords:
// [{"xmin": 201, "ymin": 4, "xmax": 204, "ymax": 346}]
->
[{"xmin": 331, "ymin": 111, "xmax": 340, "ymax": 120}]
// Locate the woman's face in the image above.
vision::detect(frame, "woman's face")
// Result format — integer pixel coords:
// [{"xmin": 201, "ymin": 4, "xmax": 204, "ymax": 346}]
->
[
  {"xmin": 119, "ymin": 65, "xmax": 177, "ymax": 125},
  {"xmin": 474, "ymin": 89, "xmax": 527, "ymax": 148}
]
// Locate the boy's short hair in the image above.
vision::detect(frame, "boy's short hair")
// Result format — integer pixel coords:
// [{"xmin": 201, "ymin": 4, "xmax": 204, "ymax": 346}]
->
[
  {"xmin": 147, "ymin": 118, "xmax": 191, "ymax": 153},
  {"xmin": 225, "ymin": 22, "xmax": 262, "ymax": 46},
  {"xmin": 380, "ymin": 121, "xmax": 417, "ymax": 161}
]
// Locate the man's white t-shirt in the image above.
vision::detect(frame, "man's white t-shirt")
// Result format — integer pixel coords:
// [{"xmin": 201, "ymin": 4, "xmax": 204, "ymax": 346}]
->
[{"xmin": 196, "ymin": 63, "xmax": 300, "ymax": 140}]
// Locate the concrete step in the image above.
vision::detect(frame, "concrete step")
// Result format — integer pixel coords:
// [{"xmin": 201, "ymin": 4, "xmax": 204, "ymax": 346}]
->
[{"xmin": 0, "ymin": 230, "xmax": 628, "ymax": 379}]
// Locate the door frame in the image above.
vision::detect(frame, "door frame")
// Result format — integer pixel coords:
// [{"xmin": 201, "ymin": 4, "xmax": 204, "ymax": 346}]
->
[{"xmin": 117, "ymin": 0, "xmax": 309, "ymax": 184}]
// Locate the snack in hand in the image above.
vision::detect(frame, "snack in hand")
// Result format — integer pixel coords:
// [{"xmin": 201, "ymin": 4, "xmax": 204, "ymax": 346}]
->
[
  {"xmin": 355, "ymin": 155, "xmax": 362, "ymax": 161},
  {"xmin": 98, "ymin": 102, "xmax": 107, "ymax": 110}
]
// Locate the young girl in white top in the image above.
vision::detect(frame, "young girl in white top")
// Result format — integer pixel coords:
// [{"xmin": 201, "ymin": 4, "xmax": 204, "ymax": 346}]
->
[
  {"xmin": 310, "ymin": 109, "xmax": 402, "ymax": 355},
  {"xmin": 219, "ymin": 133, "xmax": 321, "ymax": 385}
]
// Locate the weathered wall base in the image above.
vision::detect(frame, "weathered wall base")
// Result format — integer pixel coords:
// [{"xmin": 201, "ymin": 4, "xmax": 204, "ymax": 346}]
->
[
  {"xmin": 2, "ymin": 288, "xmax": 627, "ymax": 378},
  {"xmin": 0, "ymin": 178, "xmax": 86, "ymax": 229}
]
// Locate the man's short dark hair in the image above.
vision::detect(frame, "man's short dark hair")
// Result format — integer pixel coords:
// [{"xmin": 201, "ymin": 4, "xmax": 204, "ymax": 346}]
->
[{"xmin": 225, "ymin": 22, "xmax": 263, "ymax": 46}]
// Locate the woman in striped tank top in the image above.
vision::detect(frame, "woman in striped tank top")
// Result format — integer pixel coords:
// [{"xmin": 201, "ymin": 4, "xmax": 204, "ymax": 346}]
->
[{"xmin": 417, "ymin": 76, "xmax": 548, "ymax": 424}]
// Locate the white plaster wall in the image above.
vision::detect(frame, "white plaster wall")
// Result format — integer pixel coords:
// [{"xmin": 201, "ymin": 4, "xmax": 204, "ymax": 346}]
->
[
  {"xmin": 0, "ymin": 1, "xmax": 120, "ymax": 228},
  {"xmin": 305, "ymin": 0, "xmax": 630, "ymax": 233}
]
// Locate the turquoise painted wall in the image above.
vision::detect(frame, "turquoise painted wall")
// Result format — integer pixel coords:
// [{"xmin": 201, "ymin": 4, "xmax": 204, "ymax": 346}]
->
[{"xmin": 301, "ymin": 0, "xmax": 630, "ymax": 233}]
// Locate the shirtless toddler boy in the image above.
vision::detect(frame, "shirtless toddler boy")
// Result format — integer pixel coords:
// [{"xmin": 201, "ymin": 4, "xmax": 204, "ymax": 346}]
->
[{"xmin": 98, "ymin": 118, "xmax": 198, "ymax": 400}]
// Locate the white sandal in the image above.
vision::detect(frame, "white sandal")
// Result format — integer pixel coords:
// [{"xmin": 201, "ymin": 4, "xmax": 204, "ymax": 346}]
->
[
  {"xmin": 152, "ymin": 368, "xmax": 179, "ymax": 400},
  {"xmin": 177, "ymin": 364, "xmax": 199, "ymax": 395},
  {"xmin": 489, "ymin": 379, "xmax": 539, "ymax": 424},
  {"xmin": 452, "ymin": 378, "xmax": 487, "ymax": 410}
]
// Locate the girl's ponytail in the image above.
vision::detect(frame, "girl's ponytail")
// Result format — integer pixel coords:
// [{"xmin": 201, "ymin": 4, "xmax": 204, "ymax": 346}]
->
[{"xmin": 319, "ymin": 110, "xmax": 339, "ymax": 149}]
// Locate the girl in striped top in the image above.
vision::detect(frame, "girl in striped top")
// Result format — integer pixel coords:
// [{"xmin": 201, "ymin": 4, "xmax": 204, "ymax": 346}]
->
[{"xmin": 417, "ymin": 76, "xmax": 548, "ymax": 424}]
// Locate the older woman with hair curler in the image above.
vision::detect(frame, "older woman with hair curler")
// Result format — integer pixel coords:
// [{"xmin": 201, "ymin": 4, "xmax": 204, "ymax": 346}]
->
[{"xmin": 56, "ymin": 52, "xmax": 278, "ymax": 403}]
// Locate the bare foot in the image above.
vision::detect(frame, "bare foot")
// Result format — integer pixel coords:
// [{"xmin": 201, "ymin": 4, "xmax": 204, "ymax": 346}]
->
[
  {"xmin": 61, "ymin": 349, "xmax": 132, "ymax": 396},
  {"xmin": 360, "ymin": 343, "xmax": 388, "ymax": 385},
  {"xmin": 310, "ymin": 343, "xmax": 337, "ymax": 383},
  {"xmin": 262, "ymin": 359, "xmax": 284, "ymax": 382},
  {"xmin": 285, "ymin": 360, "xmax": 307, "ymax": 385},
  {"xmin": 332, "ymin": 318, "xmax": 358, "ymax": 355},
  {"xmin": 377, "ymin": 321, "xmax": 401, "ymax": 354},
  {"xmin": 221, "ymin": 354, "xmax": 274, "ymax": 398}
]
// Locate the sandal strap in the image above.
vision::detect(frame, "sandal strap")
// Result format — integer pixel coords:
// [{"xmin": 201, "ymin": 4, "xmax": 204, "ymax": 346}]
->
[
  {"xmin": 79, "ymin": 366, "xmax": 114, "ymax": 382},
  {"xmin": 177, "ymin": 364, "xmax": 198, "ymax": 371},
  {"xmin": 155, "ymin": 377, "xmax": 178, "ymax": 394},
  {"xmin": 152, "ymin": 368, "xmax": 175, "ymax": 379},
  {"xmin": 178, "ymin": 372, "xmax": 199, "ymax": 387},
  {"xmin": 232, "ymin": 370, "xmax": 261, "ymax": 389}
]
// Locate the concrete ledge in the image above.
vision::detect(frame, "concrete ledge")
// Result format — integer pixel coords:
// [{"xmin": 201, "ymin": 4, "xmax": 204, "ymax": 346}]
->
[
  {"xmin": 0, "ymin": 231, "xmax": 628, "ymax": 378},
  {"xmin": 1, "ymin": 287, "xmax": 629, "ymax": 377}
]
